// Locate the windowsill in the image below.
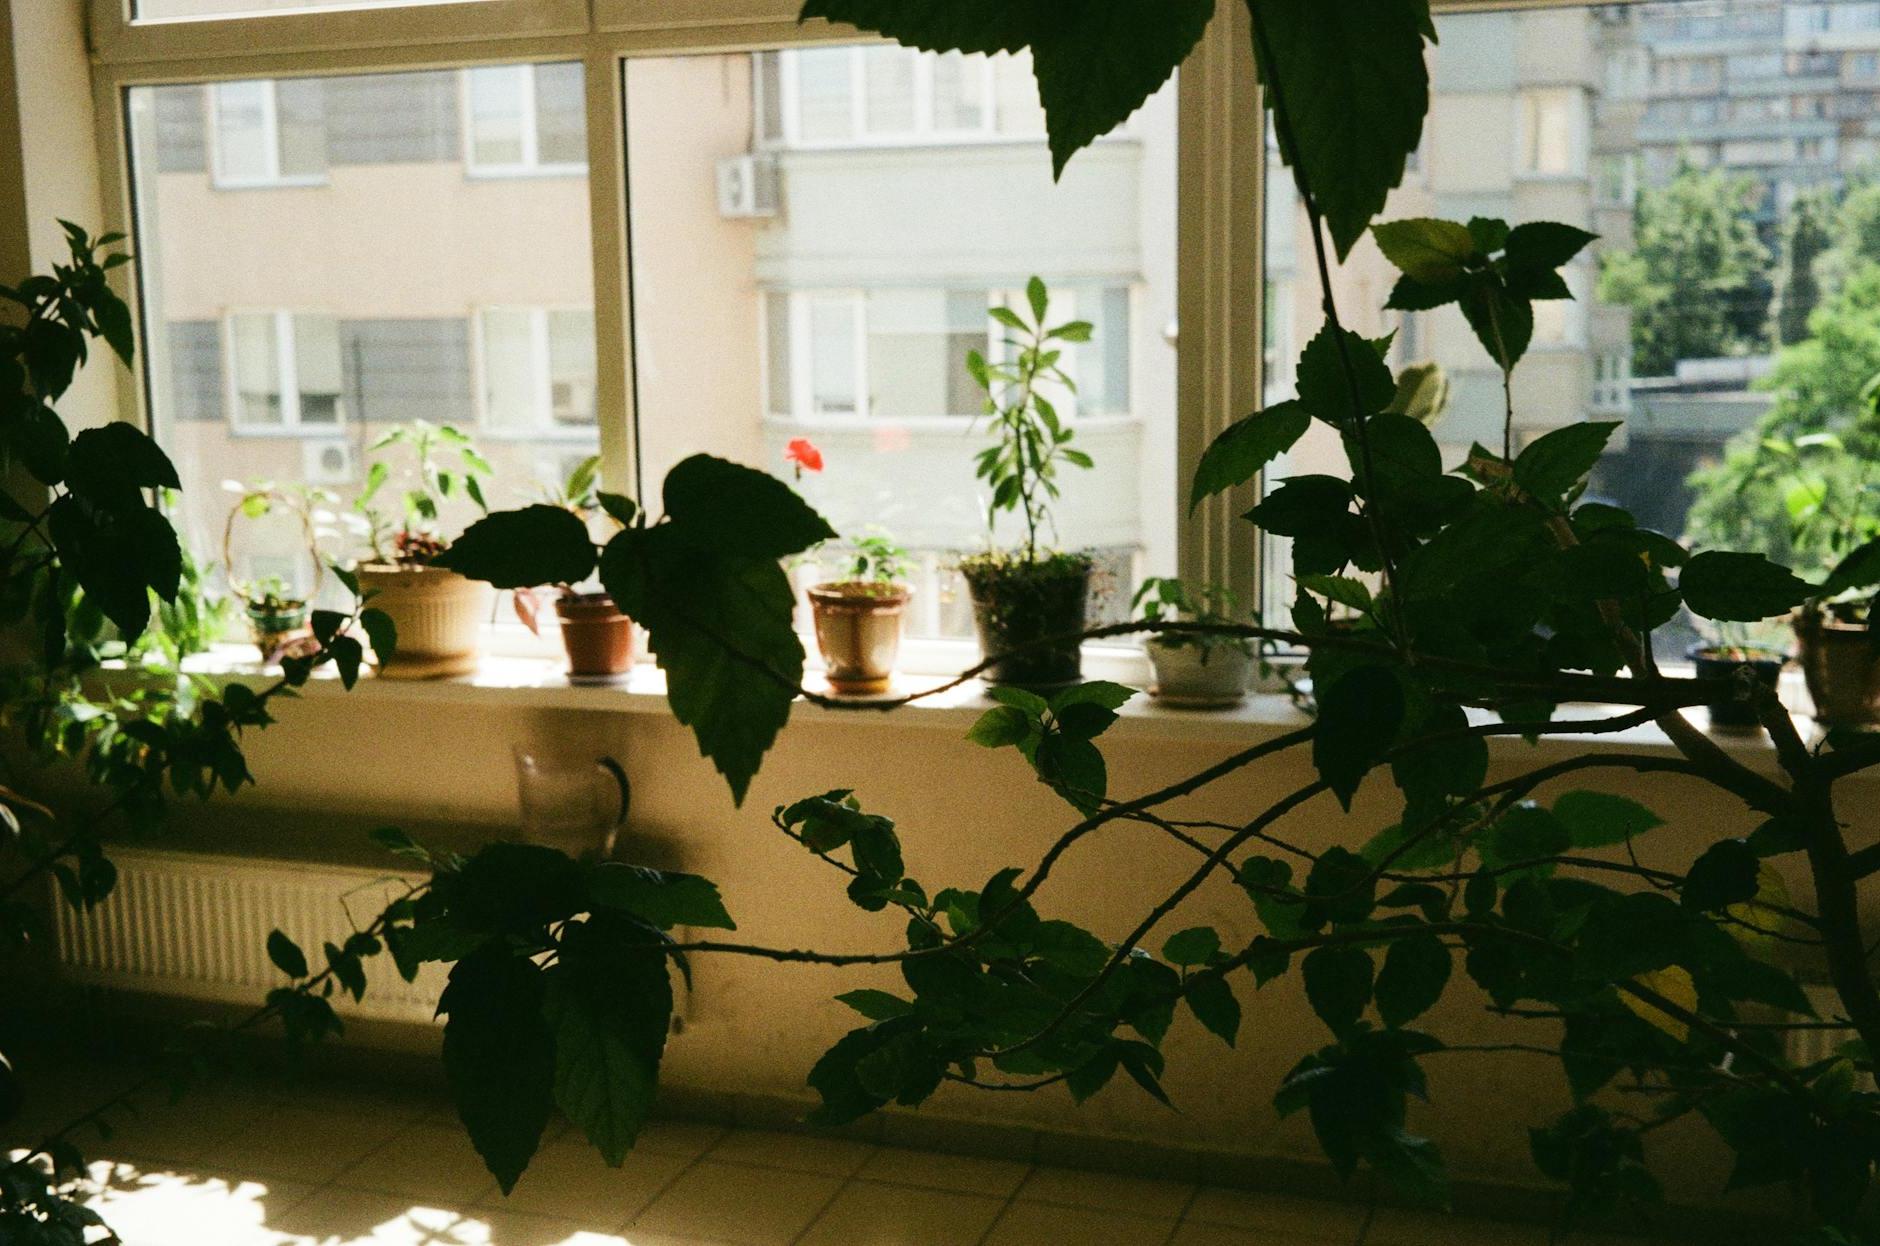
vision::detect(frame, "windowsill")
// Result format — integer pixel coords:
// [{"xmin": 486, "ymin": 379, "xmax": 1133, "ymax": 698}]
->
[
  {"xmin": 465, "ymin": 163, "xmax": 589, "ymax": 180},
  {"xmin": 211, "ymin": 176, "xmax": 330, "ymax": 191},
  {"xmin": 226, "ymin": 423, "xmax": 346, "ymax": 438},
  {"xmin": 98, "ymin": 644, "xmax": 1846, "ymax": 767}
]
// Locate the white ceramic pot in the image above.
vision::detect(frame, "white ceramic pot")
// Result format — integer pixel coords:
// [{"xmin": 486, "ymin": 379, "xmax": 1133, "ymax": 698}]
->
[
  {"xmin": 354, "ymin": 563, "xmax": 493, "ymax": 679},
  {"xmin": 1145, "ymin": 637, "xmax": 1252, "ymax": 707}
]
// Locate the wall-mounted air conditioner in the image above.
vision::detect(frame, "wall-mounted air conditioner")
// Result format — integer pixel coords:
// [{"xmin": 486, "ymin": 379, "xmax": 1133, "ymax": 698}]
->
[
  {"xmin": 302, "ymin": 438, "xmax": 357, "ymax": 485},
  {"xmin": 716, "ymin": 152, "xmax": 780, "ymax": 219}
]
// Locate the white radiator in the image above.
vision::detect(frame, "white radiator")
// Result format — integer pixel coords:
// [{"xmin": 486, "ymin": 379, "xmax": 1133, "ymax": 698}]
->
[{"xmin": 52, "ymin": 848, "xmax": 445, "ymax": 1023}]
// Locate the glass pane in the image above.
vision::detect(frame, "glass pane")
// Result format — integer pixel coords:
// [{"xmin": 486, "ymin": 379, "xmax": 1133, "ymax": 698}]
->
[
  {"xmin": 274, "ymin": 79, "xmax": 327, "ymax": 179},
  {"xmin": 468, "ymin": 65, "xmax": 528, "ymax": 169},
  {"xmin": 534, "ymin": 63, "xmax": 587, "ymax": 167},
  {"xmin": 211, "ymin": 82, "xmax": 271, "ymax": 183},
  {"xmin": 128, "ymin": 63, "xmax": 595, "ymax": 575},
  {"xmin": 795, "ymin": 48, "xmax": 853, "ymax": 143},
  {"xmin": 862, "ymin": 46, "xmax": 917, "ymax": 135},
  {"xmin": 625, "ymin": 49, "xmax": 1178, "ymax": 641}
]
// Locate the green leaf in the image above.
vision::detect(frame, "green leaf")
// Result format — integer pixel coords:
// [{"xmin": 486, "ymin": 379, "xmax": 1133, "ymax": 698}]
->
[
  {"xmin": 94, "ymin": 289, "xmax": 136, "ymax": 368},
  {"xmin": 439, "ymin": 947, "xmax": 556, "ymax": 1194},
  {"xmin": 1552, "ymin": 791, "xmax": 1663, "ymax": 850},
  {"xmin": 360, "ymin": 607, "xmax": 398, "ymax": 664},
  {"xmin": 1297, "ymin": 325, "xmax": 1396, "ymax": 424},
  {"xmin": 660, "ymin": 454, "xmax": 838, "ymax": 560},
  {"xmin": 1050, "ymin": 680, "xmax": 1138, "ymax": 714},
  {"xmin": 1162, "ymin": 926, "xmax": 1221, "ymax": 967},
  {"xmin": 64, "ymin": 423, "xmax": 181, "ymax": 512},
  {"xmin": 544, "ymin": 914, "xmax": 673, "ymax": 1165},
  {"xmin": 835, "ymin": 989, "xmax": 913, "ymax": 1021},
  {"xmin": 1253, "ymin": 0, "xmax": 1431, "ymax": 259},
  {"xmin": 266, "ymin": 929, "xmax": 307, "ymax": 979},
  {"xmin": 1372, "ymin": 218, "xmax": 1477, "ymax": 283},
  {"xmin": 1374, "ymin": 932, "xmax": 1450, "ymax": 1028},
  {"xmin": 1188, "ymin": 401, "xmax": 1311, "ymax": 511},
  {"xmin": 1185, "ymin": 973, "xmax": 1241, "ymax": 1046},
  {"xmin": 1302, "ymin": 943, "xmax": 1373, "ymax": 1035},
  {"xmin": 1680, "ymin": 552, "xmax": 1810, "ymax": 623},
  {"xmin": 1312, "ymin": 665, "xmax": 1405, "ymax": 808},
  {"xmin": 1683, "ymin": 841, "xmax": 1761, "ymax": 913},
  {"xmin": 1513, "ymin": 422, "xmax": 1621, "ymax": 508},
  {"xmin": 587, "ymin": 864, "xmax": 736, "ymax": 931},
  {"xmin": 13, "ymin": 404, "xmax": 70, "ymax": 485},
  {"xmin": 1503, "ymin": 221, "xmax": 1598, "ymax": 274},
  {"xmin": 1296, "ymin": 574, "xmax": 1372, "ymax": 613},
  {"xmin": 331, "ymin": 635, "xmax": 364, "ymax": 690},
  {"xmin": 967, "ymin": 705, "xmax": 1034, "ymax": 749},
  {"xmin": 434, "ymin": 505, "xmax": 597, "ymax": 589},
  {"xmin": 597, "ymin": 492, "xmax": 638, "ymax": 527},
  {"xmin": 1458, "ymin": 273, "xmax": 1533, "ymax": 371},
  {"xmin": 1821, "ymin": 537, "xmax": 1880, "ymax": 597}
]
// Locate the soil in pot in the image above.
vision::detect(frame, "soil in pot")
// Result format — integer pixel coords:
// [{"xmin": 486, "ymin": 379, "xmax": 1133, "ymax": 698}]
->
[
  {"xmin": 1689, "ymin": 645, "xmax": 1786, "ymax": 731},
  {"xmin": 1795, "ymin": 610, "xmax": 1880, "ymax": 728},
  {"xmin": 554, "ymin": 593, "xmax": 636, "ymax": 679},
  {"xmin": 1146, "ymin": 637, "xmax": 1253, "ymax": 707},
  {"xmin": 809, "ymin": 581, "xmax": 910, "ymax": 695},
  {"xmin": 960, "ymin": 554, "xmax": 1093, "ymax": 690},
  {"xmin": 355, "ymin": 562, "xmax": 493, "ymax": 680}
]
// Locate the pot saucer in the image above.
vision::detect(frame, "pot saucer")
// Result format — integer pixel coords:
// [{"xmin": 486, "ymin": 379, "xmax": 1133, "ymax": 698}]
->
[
  {"xmin": 1149, "ymin": 688, "xmax": 1247, "ymax": 710},
  {"xmin": 566, "ymin": 670, "xmax": 633, "ymax": 687}
]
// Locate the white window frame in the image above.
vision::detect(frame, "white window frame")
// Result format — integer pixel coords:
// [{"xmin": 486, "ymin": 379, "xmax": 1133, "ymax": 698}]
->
[
  {"xmin": 221, "ymin": 309, "xmax": 343, "ymax": 436},
  {"xmin": 461, "ymin": 63, "xmax": 588, "ymax": 179},
  {"xmin": 771, "ymin": 45, "xmax": 1004, "ymax": 149},
  {"xmin": 472, "ymin": 305, "xmax": 600, "ymax": 440},
  {"xmin": 207, "ymin": 80, "xmax": 326, "ymax": 190}
]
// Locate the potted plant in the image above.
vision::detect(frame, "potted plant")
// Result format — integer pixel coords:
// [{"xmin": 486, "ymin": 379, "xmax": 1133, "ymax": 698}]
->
[
  {"xmin": 1132, "ymin": 577, "xmax": 1265, "ymax": 707},
  {"xmin": 352, "ymin": 421, "xmax": 496, "ymax": 680},
  {"xmin": 222, "ymin": 484, "xmax": 328, "ymax": 662},
  {"xmin": 511, "ymin": 457, "xmax": 637, "ymax": 681},
  {"xmin": 808, "ymin": 530, "xmax": 913, "ymax": 695},
  {"xmin": 1688, "ymin": 625, "xmax": 1788, "ymax": 732},
  {"xmin": 957, "ymin": 277, "xmax": 1097, "ymax": 689}
]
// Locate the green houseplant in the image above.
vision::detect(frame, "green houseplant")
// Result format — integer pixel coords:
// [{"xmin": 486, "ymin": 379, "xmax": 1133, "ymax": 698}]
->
[
  {"xmin": 500, "ymin": 456, "xmax": 638, "ymax": 680},
  {"xmin": 222, "ymin": 483, "xmax": 329, "ymax": 661},
  {"xmin": 1132, "ymin": 577, "xmax": 1264, "ymax": 707},
  {"xmin": 353, "ymin": 420, "xmax": 495, "ymax": 679},
  {"xmin": 808, "ymin": 530, "xmax": 913, "ymax": 695},
  {"xmin": 958, "ymin": 277, "xmax": 1098, "ymax": 689}
]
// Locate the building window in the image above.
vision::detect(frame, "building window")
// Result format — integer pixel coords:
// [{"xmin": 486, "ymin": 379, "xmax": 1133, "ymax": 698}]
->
[
  {"xmin": 763, "ymin": 47, "xmax": 1016, "ymax": 147},
  {"xmin": 1518, "ymin": 87, "xmax": 1584, "ymax": 177},
  {"xmin": 478, "ymin": 307, "xmax": 598, "ymax": 435},
  {"xmin": 464, "ymin": 63, "xmax": 586, "ymax": 176},
  {"xmin": 225, "ymin": 311, "xmax": 343, "ymax": 431},
  {"xmin": 208, "ymin": 80, "xmax": 326, "ymax": 188}
]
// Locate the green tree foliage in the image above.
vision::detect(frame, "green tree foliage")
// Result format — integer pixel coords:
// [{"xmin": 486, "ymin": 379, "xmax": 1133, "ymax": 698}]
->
[
  {"xmin": 1598, "ymin": 163, "xmax": 1770, "ymax": 376},
  {"xmin": 1771, "ymin": 188, "xmax": 1833, "ymax": 347}
]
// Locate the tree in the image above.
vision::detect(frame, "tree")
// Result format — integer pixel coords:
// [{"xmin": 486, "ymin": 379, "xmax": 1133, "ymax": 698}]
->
[
  {"xmin": 1770, "ymin": 187, "xmax": 1834, "ymax": 346},
  {"xmin": 1598, "ymin": 162, "xmax": 1770, "ymax": 376}
]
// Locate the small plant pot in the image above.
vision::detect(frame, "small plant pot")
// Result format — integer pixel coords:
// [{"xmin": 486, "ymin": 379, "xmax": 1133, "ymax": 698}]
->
[
  {"xmin": 554, "ymin": 593, "xmax": 636, "ymax": 679},
  {"xmin": 808, "ymin": 582, "xmax": 910, "ymax": 695},
  {"xmin": 1795, "ymin": 611, "xmax": 1880, "ymax": 729},
  {"xmin": 1145, "ymin": 636, "xmax": 1253, "ymax": 708},
  {"xmin": 354, "ymin": 562, "xmax": 493, "ymax": 680},
  {"xmin": 961, "ymin": 558, "xmax": 1092, "ymax": 690},
  {"xmin": 1689, "ymin": 645, "xmax": 1786, "ymax": 732},
  {"xmin": 246, "ymin": 601, "xmax": 310, "ymax": 660}
]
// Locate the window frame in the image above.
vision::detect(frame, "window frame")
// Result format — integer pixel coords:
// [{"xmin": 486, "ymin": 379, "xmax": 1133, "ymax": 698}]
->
[
  {"xmin": 460, "ymin": 62, "xmax": 589, "ymax": 179},
  {"xmin": 221, "ymin": 308, "xmax": 345, "ymax": 435},
  {"xmin": 207, "ymin": 79, "xmax": 327, "ymax": 190},
  {"xmin": 471, "ymin": 303, "xmax": 602, "ymax": 440}
]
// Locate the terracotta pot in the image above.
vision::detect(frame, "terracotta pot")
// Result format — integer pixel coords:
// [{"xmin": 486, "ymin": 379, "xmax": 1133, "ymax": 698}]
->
[
  {"xmin": 808, "ymin": 582, "xmax": 910, "ymax": 694},
  {"xmin": 1795, "ymin": 611, "xmax": 1880, "ymax": 728},
  {"xmin": 354, "ymin": 563, "xmax": 493, "ymax": 680},
  {"xmin": 1689, "ymin": 645, "xmax": 1785, "ymax": 732},
  {"xmin": 554, "ymin": 593, "xmax": 635, "ymax": 678},
  {"xmin": 1145, "ymin": 636, "xmax": 1253, "ymax": 707}
]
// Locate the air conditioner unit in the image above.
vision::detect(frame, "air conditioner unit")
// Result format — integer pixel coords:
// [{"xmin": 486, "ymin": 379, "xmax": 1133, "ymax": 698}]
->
[
  {"xmin": 302, "ymin": 438, "xmax": 357, "ymax": 486},
  {"xmin": 716, "ymin": 152, "xmax": 780, "ymax": 219}
]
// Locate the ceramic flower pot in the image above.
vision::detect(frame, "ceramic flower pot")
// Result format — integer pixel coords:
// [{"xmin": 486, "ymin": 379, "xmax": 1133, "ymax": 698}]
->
[
  {"xmin": 961, "ymin": 558, "xmax": 1092, "ymax": 690},
  {"xmin": 1145, "ymin": 636, "xmax": 1253, "ymax": 707},
  {"xmin": 808, "ymin": 582, "xmax": 910, "ymax": 694},
  {"xmin": 1689, "ymin": 645, "xmax": 1786, "ymax": 731},
  {"xmin": 1795, "ymin": 611, "xmax": 1880, "ymax": 729},
  {"xmin": 553, "ymin": 593, "xmax": 636, "ymax": 679},
  {"xmin": 246, "ymin": 600, "xmax": 310, "ymax": 660},
  {"xmin": 354, "ymin": 562, "xmax": 492, "ymax": 679}
]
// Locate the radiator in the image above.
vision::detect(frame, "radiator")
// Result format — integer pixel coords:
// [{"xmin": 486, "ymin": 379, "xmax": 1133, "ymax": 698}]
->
[{"xmin": 52, "ymin": 847, "xmax": 446, "ymax": 1023}]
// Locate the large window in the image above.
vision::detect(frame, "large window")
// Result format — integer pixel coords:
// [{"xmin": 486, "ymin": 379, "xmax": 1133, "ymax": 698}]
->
[
  {"xmin": 625, "ymin": 48, "xmax": 1177, "ymax": 641},
  {"xmin": 127, "ymin": 64, "xmax": 595, "ymax": 559}
]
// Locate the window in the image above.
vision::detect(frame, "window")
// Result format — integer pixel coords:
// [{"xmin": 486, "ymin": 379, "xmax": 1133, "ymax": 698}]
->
[
  {"xmin": 209, "ymin": 80, "xmax": 326, "ymax": 187},
  {"xmin": 1518, "ymin": 87, "xmax": 1585, "ymax": 176},
  {"xmin": 1854, "ymin": 53, "xmax": 1880, "ymax": 83},
  {"xmin": 464, "ymin": 64, "xmax": 586, "ymax": 175},
  {"xmin": 478, "ymin": 308, "xmax": 597, "ymax": 435},
  {"xmin": 762, "ymin": 47, "xmax": 1016, "ymax": 147},
  {"xmin": 627, "ymin": 49, "xmax": 1176, "ymax": 641},
  {"xmin": 129, "ymin": 64, "xmax": 595, "ymax": 552},
  {"xmin": 226, "ymin": 311, "xmax": 342, "ymax": 430}
]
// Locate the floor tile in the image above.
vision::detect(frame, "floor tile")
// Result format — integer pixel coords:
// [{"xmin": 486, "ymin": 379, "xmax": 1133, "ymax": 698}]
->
[
  {"xmin": 1183, "ymin": 1186, "xmax": 1360, "ymax": 1240},
  {"xmin": 982, "ymin": 1200, "xmax": 1177, "ymax": 1246},
  {"xmin": 628, "ymin": 1159, "xmax": 841, "ymax": 1245},
  {"xmin": 481, "ymin": 1135, "xmax": 690, "ymax": 1225},
  {"xmin": 634, "ymin": 1121, "xmax": 729, "ymax": 1162},
  {"xmin": 83, "ymin": 1161, "xmax": 316, "ymax": 1246},
  {"xmin": 855, "ymin": 1145, "xmax": 1030, "ymax": 1197},
  {"xmin": 1366, "ymin": 1208, "xmax": 1549, "ymax": 1246},
  {"xmin": 199, "ymin": 1103, "xmax": 420, "ymax": 1184},
  {"xmin": 83, "ymin": 1082, "xmax": 279, "ymax": 1167},
  {"xmin": 1016, "ymin": 1164, "xmax": 1196, "ymax": 1217},
  {"xmin": 704, "ymin": 1128, "xmax": 875, "ymax": 1177},
  {"xmin": 1168, "ymin": 1224, "xmax": 1274, "ymax": 1246},
  {"xmin": 337, "ymin": 1122, "xmax": 501, "ymax": 1205},
  {"xmin": 794, "ymin": 1178, "xmax": 1004, "ymax": 1245}
]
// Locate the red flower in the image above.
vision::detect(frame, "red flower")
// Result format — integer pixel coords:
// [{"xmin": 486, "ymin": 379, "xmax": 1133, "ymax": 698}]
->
[{"xmin": 785, "ymin": 437, "xmax": 824, "ymax": 475}]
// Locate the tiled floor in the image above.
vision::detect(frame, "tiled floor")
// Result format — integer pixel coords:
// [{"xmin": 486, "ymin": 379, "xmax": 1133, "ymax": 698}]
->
[{"xmin": 13, "ymin": 1068, "xmax": 1628, "ymax": 1245}]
